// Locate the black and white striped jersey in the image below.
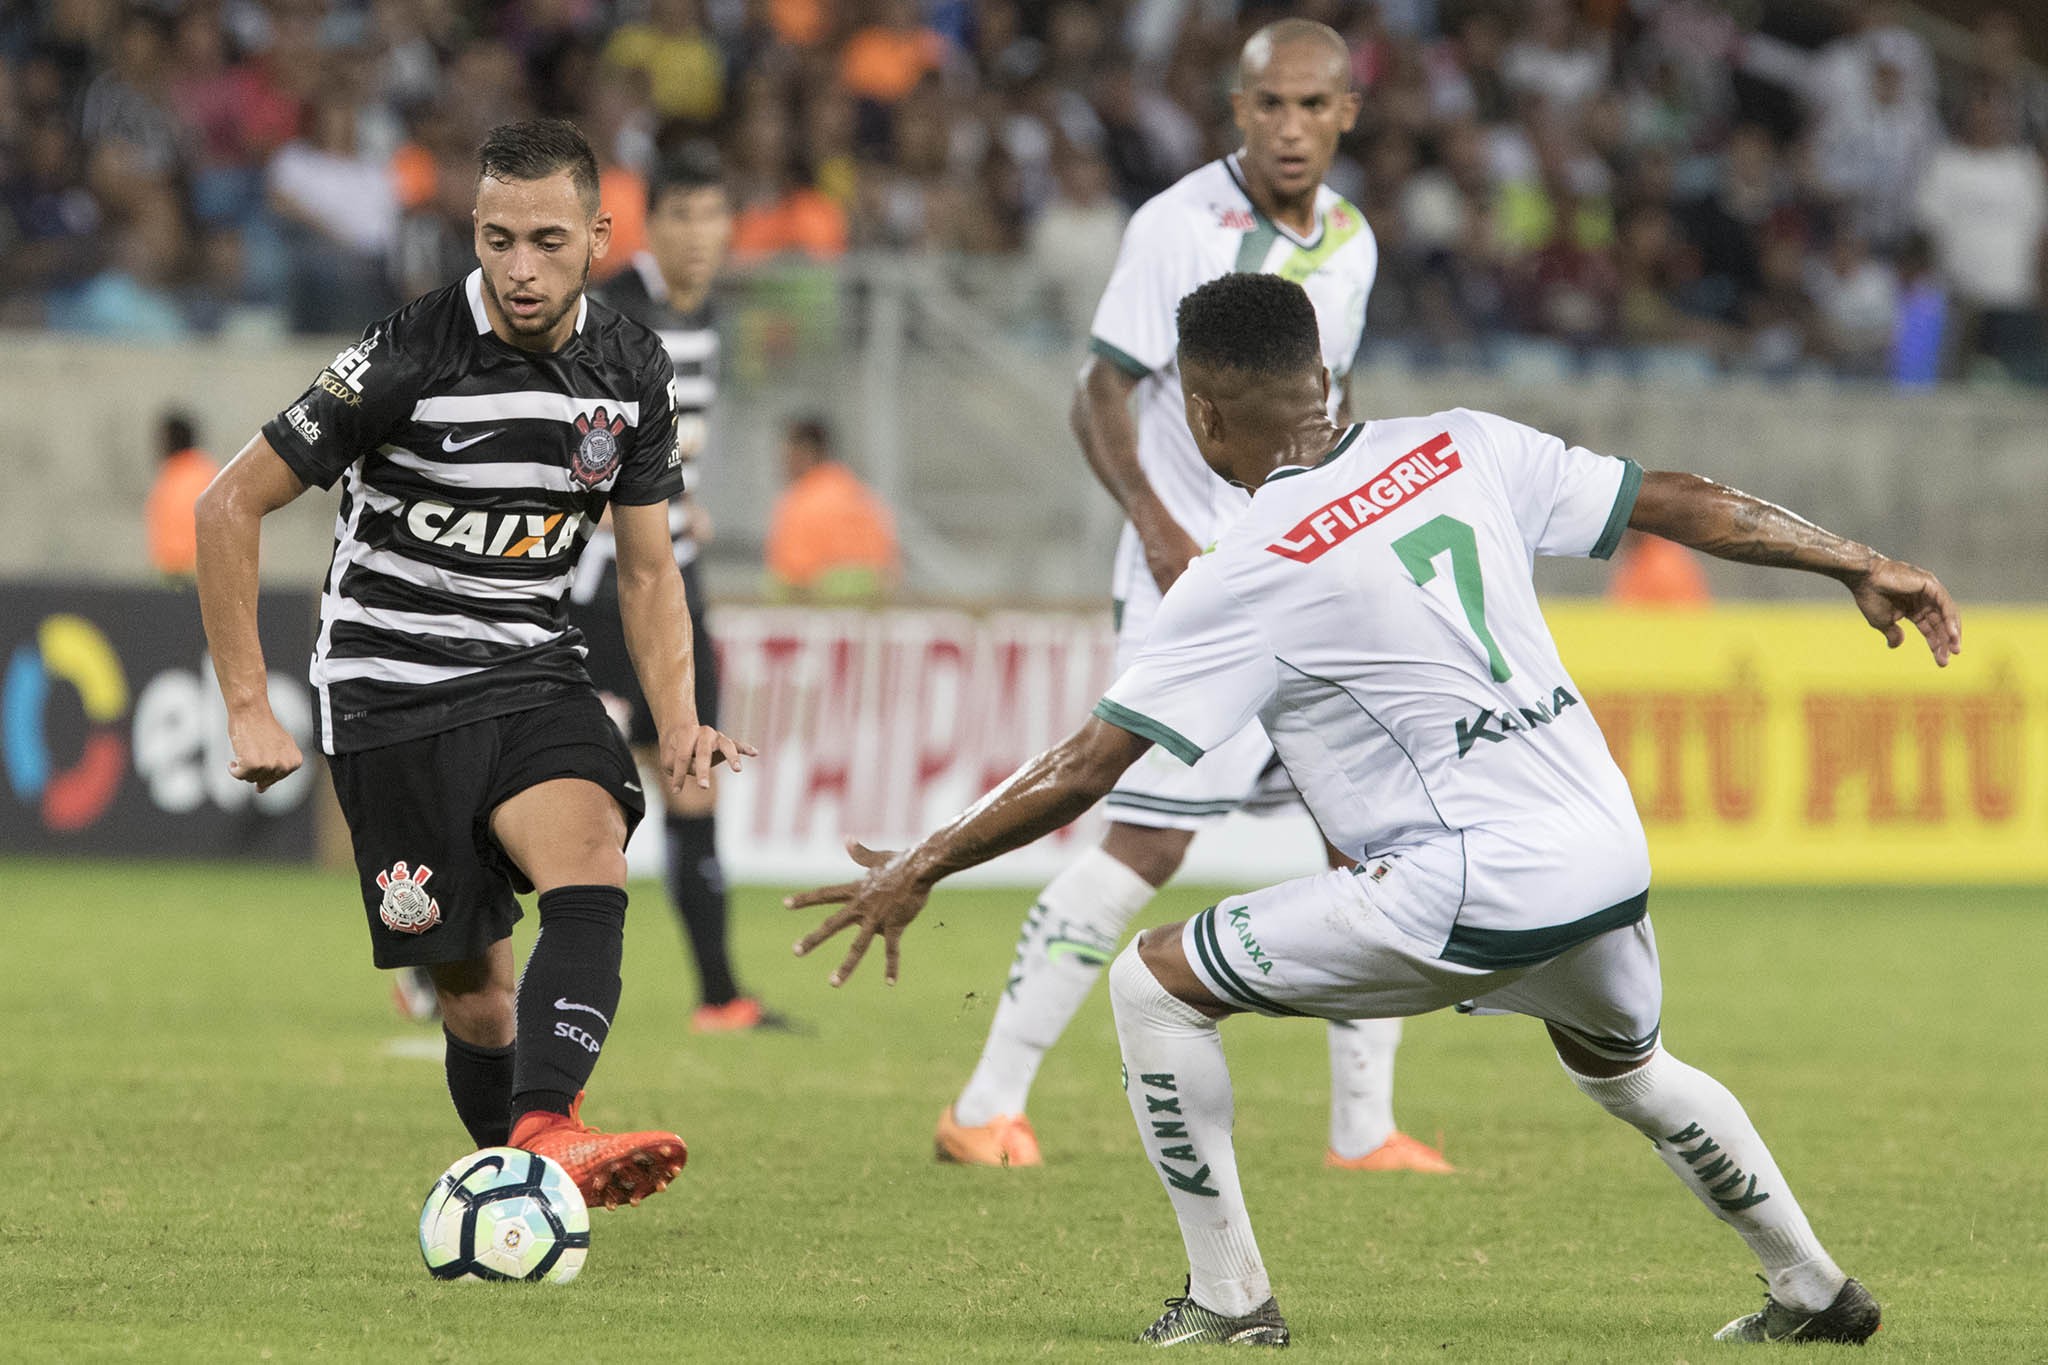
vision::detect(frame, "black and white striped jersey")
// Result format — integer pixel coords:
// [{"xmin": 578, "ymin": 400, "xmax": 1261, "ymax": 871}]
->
[
  {"xmin": 569, "ymin": 251, "xmax": 716, "ymax": 604},
  {"xmin": 263, "ymin": 268, "xmax": 684, "ymax": 755}
]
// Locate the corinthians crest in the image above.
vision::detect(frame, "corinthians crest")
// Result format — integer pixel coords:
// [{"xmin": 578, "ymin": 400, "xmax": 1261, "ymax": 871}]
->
[
  {"xmin": 570, "ymin": 407, "xmax": 627, "ymax": 489},
  {"xmin": 376, "ymin": 860, "xmax": 442, "ymax": 934}
]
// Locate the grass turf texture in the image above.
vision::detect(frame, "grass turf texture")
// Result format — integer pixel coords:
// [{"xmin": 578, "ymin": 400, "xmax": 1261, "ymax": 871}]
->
[{"xmin": 2, "ymin": 858, "xmax": 2042, "ymax": 1362}]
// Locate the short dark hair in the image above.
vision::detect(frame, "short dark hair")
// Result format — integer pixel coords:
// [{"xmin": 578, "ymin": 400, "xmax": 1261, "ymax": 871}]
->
[
  {"xmin": 477, "ymin": 119, "xmax": 601, "ymax": 212},
  {"xmin": 787, "ymin": 414, "xmax": 833, "ymax": 452},
  {"xmin": 649, "ymin": 142, "xmax": 725, "ymax": 212},
  {"xmin": 1175, "ymin": 273, "xmax": 1322, "ymax": 377},
  {"xmin": 160, "ymin": 410, "xmax": 197, "ymax": 456}
]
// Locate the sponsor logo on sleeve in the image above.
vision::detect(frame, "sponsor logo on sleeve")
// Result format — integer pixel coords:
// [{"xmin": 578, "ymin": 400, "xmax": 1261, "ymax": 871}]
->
[
  {"xmin": 286, "ymin": 403, "xmax": 322, "ymax": 444},
  {"xmin": 322, "ymin": 333, "xmax": 380, "ymax": 398},
  {"xmin": 1264, "ymin": 433, "xmax": 1462, "ymax": 564}
]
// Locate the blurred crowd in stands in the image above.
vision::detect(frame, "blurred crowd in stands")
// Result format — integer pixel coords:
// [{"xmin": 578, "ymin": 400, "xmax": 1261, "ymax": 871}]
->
[{"xmin": 4, "ymin": 0, "xmax": 2046, "ymax": 386}]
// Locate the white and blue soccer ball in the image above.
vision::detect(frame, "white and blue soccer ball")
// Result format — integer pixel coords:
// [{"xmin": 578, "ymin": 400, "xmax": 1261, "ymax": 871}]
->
[{"xmin": 419, "ymin": 1147, "xmax": 589, "ymax": 1283}]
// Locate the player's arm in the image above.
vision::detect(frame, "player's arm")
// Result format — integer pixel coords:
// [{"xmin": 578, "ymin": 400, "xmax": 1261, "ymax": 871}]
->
[
  {"xmin": 790, "ymin": 717, "xmax": 1152, "ymax": 986},
  {"xmin": 1629, "ymin": 470, "xmax": 1961, "ymax": 664},
  {"xmin": 194, "ymin": 434, "xmax": 309, "ymax": 791},
  {"xmin": 1073, "ymin": 355, "xmax": 1203, "ymax": 591},
  {"xmin": 611, "ymin": 499, "xmax": 754, "ymax": 796}
]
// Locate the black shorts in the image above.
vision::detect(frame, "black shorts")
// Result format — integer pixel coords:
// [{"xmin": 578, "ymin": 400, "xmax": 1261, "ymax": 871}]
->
[
  {"xmin": 568, "ymin": 558, "xmax": 719, "ymax": 747},
  {"xmin": 329, "ymin": 691, "xmax": 647, "ymax": 968}
]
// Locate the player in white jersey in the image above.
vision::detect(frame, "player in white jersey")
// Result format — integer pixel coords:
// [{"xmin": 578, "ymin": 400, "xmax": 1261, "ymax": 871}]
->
[
  {"xmin": 793, "ymin": 273, "xmax": 1960, "ymax": 1347},
  {"xmin": 939, "ymin": 18, "xmax": 1450, "ymax": 1178}
]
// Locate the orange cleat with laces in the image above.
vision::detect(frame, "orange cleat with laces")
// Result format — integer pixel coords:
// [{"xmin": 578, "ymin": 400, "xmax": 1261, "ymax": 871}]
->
[
  {"xmin": 1325, "ymin": 1130, "xmax": 1455, "ymax": 1173},
  {"xmin": 508, "ymin": 1091, "xmax": 687, "ymax": 1210},
  {"xmin": 934, "ymin": 1105, "xmax": 1043, "ymax": 1167}
]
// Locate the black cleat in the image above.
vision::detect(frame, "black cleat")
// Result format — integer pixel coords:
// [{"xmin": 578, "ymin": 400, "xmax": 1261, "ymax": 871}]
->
[
  {"xmin": 1714, "ymin": 1276, "xmax": 1882, "ymax": 1344},
  {"xmin": 1138, "ymin": 1279, "xmax": 1290, "ymax": 1348}
]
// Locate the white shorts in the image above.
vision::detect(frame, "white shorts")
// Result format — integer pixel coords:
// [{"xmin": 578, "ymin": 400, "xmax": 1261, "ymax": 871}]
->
[
  {"xmin": 1108, "ymin": 540, "xmax": 1297, "ymax": 831},
  {"xmin": 1178, "ymin": 866, "xmax": 1663, "ymax": 1062}
]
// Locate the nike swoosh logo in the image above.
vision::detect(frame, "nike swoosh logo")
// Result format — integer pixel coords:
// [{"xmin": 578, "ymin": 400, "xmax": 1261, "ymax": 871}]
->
[
  {"xmin": 622, "ymin": 781, "xmax": 641, "ymax": 793},
  {"xmin": 555, "ymin": 998, "xmax": 613, "ymax": 1028},
  {"xmin": 1045, "ymin": 938, "xmax": 1111, "ymax": 966},
  {"xmin": 441, "ymin": 429, "xmax": 499, "ymax": 452},
  {"xmin": 1155, "ymin": 1328, "xmax": 1207, "ymax": 1347}
]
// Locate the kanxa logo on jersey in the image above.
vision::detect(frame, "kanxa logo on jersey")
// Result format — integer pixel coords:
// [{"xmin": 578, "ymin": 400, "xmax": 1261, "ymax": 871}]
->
[
  {"xmin": 1266, "ymin": 432, "xmax": 1462, "ymax": 563},
  {"xmin": 376, "ymin": 860, "xmax": 442, "ymax": 934},
  {"xmin": 571, "ymin": 407, "xmax": 627, "ymax": 489},
  {"xmin": 405, "ymin": 501, "xmax": 588, "ymax": 558}
]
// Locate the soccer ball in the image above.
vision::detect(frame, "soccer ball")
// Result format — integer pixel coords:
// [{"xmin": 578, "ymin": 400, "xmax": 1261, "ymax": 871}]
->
[{"xmin": 418, "ymin": 1147, "xmax": 590, "ymax": 1283}]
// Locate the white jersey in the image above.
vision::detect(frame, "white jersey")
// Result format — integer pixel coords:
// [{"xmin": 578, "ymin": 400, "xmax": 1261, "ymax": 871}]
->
[
  {"xmin": 1088, "ymin": 155, "xmax": 1377, "ymax": 564},
  {"xmin": 1097, "ymin": 409, "xmax": 1650, "ymax": 968}
]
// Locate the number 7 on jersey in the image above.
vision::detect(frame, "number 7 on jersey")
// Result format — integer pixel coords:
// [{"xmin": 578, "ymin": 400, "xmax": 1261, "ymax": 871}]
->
[{"xmin": 1392, "ymin": 515, "xmax": 1512, "ymax": 682}]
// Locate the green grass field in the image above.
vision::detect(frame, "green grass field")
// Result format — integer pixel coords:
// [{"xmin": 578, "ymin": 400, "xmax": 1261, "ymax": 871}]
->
[{"xmin": 2, "ymin": 858, "xmax": 2043, "ymax": 1362}]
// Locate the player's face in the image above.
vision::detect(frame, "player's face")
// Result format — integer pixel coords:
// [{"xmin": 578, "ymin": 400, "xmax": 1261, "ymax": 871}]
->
[
  {"xmin": 474, "ymin": 170, "xmax": 613, "ymax": 351},
  {"xmin": 1232, "ymin": 41, "xmax": 1359, "ymax": 206},
  {"xmin": 647, "ymin": 184, "xmax": 733, "ymax": 306}
]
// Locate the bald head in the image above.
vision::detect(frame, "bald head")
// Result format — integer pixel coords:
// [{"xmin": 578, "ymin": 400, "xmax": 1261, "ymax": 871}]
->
[{"xmin": 1237, "ymin": 19, "xmax": 1351, "ymax": 92}]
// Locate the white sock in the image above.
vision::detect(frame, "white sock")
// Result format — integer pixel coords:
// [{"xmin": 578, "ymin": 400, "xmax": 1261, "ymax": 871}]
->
[
  {"xmin": 1565, "ymin": 1048, "xmax": 1846, "ymax": 1312},
  {"xmin": 1109, "ymin": 943, "xmax": 1270, "ymax": 1317},
  {"xmin": 954, "ymin": 847, "xmax": 1155, "ymax": 1126},
  {"xmin": 1326, "ymin": 1017, "xmax": 1403, "ymax": 1158}
]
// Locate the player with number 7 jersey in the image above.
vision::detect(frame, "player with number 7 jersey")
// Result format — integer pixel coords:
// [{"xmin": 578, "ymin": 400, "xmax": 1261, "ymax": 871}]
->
[{"xmin": 1103, "ymin": 407, "xmax": 1651, "ymax": 961}]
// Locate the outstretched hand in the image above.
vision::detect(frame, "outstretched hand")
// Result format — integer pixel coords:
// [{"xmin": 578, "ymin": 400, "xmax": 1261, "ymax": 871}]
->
[
  {"xmin": 660, "ymin": 724, "xmax": 758, "ymax": 799},
  {"xmin": 1848, "ymin": 555, "xmax": 1961, "ymax": 666},
  {"xmin": 787, "ymin": 841, "xmax": 929, "ymax": 987}
]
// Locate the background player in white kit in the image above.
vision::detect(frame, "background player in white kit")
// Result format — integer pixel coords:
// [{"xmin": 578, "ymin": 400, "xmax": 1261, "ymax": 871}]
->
[
  {"xmin": 796, "ymin": 273, "xmax": 1959, "ymax": 1346},
  {"xmin": 939, "ymin": 17, "xmax": 1449, "ymax": 1177}
]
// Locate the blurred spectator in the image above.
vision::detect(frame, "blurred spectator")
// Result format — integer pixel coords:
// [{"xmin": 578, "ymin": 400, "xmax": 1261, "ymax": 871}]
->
[
  {"xmin": 1425, "ymin": 9, "xmax": 1512, "ymax": 125},
  {"xmin": 1745, "ymin": 230, "xmax": 1814, "ymax": 379},
  {"xmin": 78, "ymin": 9, "xmax": 180, "ymax": 194},
  {"xmin": 1806, "ymin": 226, "xmax": 1897, "ymax": 378},
  {"xmin": 764, "ymin": 416, "xmax": 900, "ymax": 602},
  {"xmin": 1809, "ymin": 53, "xmax": 1936, "ymax": 251},
  {"xmin": 1027, "ymin": 143, "xmax": 1126, "ymax": 337},
  {"xmin": 268, "ymin": 92, "xmax": 398, "ymax": 332},
  {"xmin": 1, "ymin": 117, "xmax": 103, "ymax": 314},
  {"xmin": 144, "ymin": 410, "xmax": 218, "ymax": 580},
  {"xmin": 1889, "ymin": 231, "xmax": 1948, "ymax": 388},
  {"xmin": 1915, "ymin": 87, "xmax": 2047, "ymax": 383},
  {"xmin": 1971, "ymin": 9, "xmax": 2048, "ymax": 153},
  {"xmin": 603, "ymin": 0, "xmax": 724, "ymax": 127},
  {"xmin": 840, "ymin": 0, "xmax": 951, "ymax": 150},
  {"xmin": 1608, "ymin": 532, "xmax": 1711, "ymax": 606},
  {"xmin": 1502, "ymin": 0, "xmax": 1609, "ymax": 118},
  {"xmin": 728, "ymin": 101, "xmax": 847, "ymax": 264},
  {"xmin": 0, "ymin": 0, "xmax": 2039, "ymax": 377},
  {"xmin": 1673, "ymin": 125, "xmax": 1782, "ymax": 325}
]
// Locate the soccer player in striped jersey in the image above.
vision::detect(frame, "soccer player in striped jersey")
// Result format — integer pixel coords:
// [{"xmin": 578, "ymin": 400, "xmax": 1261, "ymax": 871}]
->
[
  {"xmin": 937, "ymin": 18, "xmax": 1449, "ymax": 1176},
  {"xmin": 795, "ymin": 273, "xmax": 1956, "ymax": 1345},
  {"xmin": 568, "ymin": 146, "xmax": 796, "ymax": 1034},
  {"xmin": 195, "ymin": 119, "xmax": 752, "ymax": 1210}
]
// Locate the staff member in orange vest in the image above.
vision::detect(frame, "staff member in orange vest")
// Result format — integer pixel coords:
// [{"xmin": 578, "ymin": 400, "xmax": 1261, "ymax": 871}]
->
[
  {"xmin": 764, "ymin": 416, "xmax": 901, "ymax": 602},
  {"xmin": 144, "ymin": 411, "xmax": 219, "ymax": 581}
]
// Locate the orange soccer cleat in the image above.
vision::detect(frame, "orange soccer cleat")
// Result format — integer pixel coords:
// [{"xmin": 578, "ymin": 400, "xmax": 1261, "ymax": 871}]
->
[
  {"xmin": 690, "ymin": 997, "xmax": 802, "ymax": 1034},
  {"xmin": 1325, "ymin": 1131, "xmax": 1456, "ymax": 1173},
  {"xmin": 508, "ymin": 1091, "xmax": 687, "ymax": 1210},
  {"xmin": 934, "ymin": 1105, "xmax": 1043, "ymax": 1168}
]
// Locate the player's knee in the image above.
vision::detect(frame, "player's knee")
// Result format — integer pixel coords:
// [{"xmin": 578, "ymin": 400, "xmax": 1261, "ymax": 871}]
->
[
  {"xmin": 438, "ymin": 980, "xmax": 515, "ymax": 1048},
  {"xmin": 1114, "ymin": 945, "xmax": 1179, "ymax": 1031},
  {"xmin": 1101, "ymin": 823, "xmax": 1192, "ymax": 887},
  {"xmin": 1115, "ymin": 930, "xmax": 1232, "ymax": 1024}
]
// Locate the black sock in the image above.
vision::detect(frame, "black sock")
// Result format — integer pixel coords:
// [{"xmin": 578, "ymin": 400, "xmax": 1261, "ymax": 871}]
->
[
  {"xmin": 666, "ymin": 813, "xmax": 739, "ymax": 1006},
  {"xmin": 512, "ymin": 884, "xmax": 627, "ymax": 1120},
  {"xmin": 443, "ymin": 1028, "xmax": 515, "ymax": 1148}
]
